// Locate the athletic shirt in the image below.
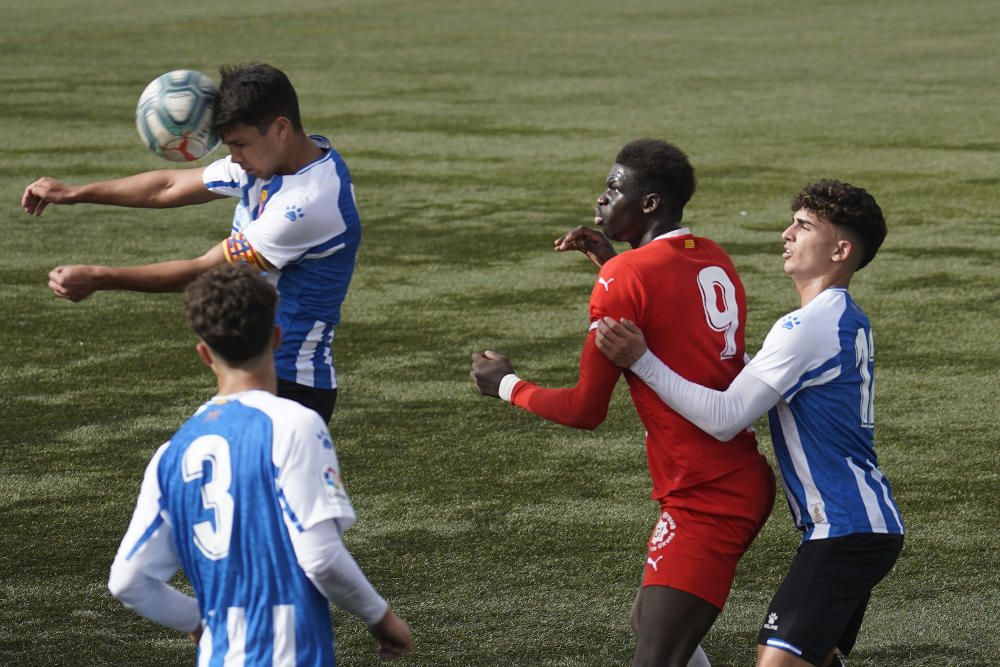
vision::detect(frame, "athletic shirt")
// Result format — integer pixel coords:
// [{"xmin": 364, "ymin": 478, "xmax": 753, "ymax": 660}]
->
[
  {"xmin": 512, "ymin": 229, "xmax": 766, "ymax": 501},
  {"xmin": 115, "ymin": 391, "xmax": 356, "ymax": 666},
  {"xmin": 744, "ymin": 288, "xmax": 904, "ymax": 541},
  {"xmin": 203, "ymin": 135, "xmax": 362, "ymax": 389}
]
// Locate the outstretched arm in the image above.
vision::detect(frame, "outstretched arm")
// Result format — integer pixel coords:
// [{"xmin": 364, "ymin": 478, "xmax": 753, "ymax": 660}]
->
[
  {"xmin": 596, "ymin": 318, "xmax": 780, "ymax": 441},
  {"xmin": 471, "ymin": 332, "xmax": 621, "ymax": 430},
  {"xmin": 21, "ymin": 168, "xmax": 222, "ymax": 216},
  {"xmin": 48, "ymin": 242, "xmax": 227, "ymax": 302}
]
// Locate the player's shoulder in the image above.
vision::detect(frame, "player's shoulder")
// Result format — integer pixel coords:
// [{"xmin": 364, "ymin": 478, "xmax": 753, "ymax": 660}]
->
[
  {"xmin": 766, "ymin": 291, "xmax": 847, "ymax": 351},
  {"xmin": 236, "ymin": 390, "xmax": 325, "ymax": 430}
]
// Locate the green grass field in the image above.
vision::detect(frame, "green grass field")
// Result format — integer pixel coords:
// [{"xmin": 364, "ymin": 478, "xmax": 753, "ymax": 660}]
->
[{"xmin": 2, "ymin": 1, "xmax": 999, "ymax": 664}]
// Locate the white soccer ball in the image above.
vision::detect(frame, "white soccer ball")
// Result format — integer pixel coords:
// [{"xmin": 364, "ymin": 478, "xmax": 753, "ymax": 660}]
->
[{"xmin": 135, "ymin": 70, "xmax": 221, "ymax": 162}]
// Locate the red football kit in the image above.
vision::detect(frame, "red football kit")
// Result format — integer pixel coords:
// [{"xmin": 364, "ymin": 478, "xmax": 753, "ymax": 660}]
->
[{"xmin": 510, "ymin": 228, "xmax": 774, "ymax": 608}]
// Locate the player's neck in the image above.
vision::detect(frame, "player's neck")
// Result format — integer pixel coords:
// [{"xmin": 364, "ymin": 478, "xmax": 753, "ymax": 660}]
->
[
  {"xmin": 279, "ymin": 134, "xmax": 324, "ymax": 175},
  {"xmin": 635, "ymin": 219, "xmax": 683, "ymax": 248},
  {"xmin": 794, "ymin": 272, "xmax": 853, "ymax": 307},
  {"xmin": 214, "ymin": 359, "xmax": 278, "ymax": 397}
]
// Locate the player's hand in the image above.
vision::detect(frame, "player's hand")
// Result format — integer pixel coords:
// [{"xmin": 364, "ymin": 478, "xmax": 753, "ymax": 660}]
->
[
  {"xmin": 554, "ymin": 225, "xmax": 616, "ymax": 268},
  {"xmin": 188, "ymin": 624, "xmax": 203, "ymax": 644},
  {"xmin": 470, "ymin": 350, "xmax": 515, "ymax": 399},
  {"xmin": 48, "ymin": 265, "xmax": 105, "ymax": 302},
  {"xmin": 595, "ymin": 317, "xmax": 648, "ymax": 368},
  {"xmin": 21, "ymin": 177, "xmax": 79, "ymax": 216},
  {"xmin": 369, "ymin": 609, "xmax": 412, "ymax": 660}
]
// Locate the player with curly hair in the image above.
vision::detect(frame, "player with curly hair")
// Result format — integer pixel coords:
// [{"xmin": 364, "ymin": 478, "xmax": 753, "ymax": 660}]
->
[{"xmin": 108, "ymin": 265, "xmax": 411, "ymax": 663}]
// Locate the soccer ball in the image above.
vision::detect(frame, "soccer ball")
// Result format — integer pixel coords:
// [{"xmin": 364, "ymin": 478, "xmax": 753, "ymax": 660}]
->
[{"xmin": 135, "ymin": 70, "xmax": 221, "ymax": 162}]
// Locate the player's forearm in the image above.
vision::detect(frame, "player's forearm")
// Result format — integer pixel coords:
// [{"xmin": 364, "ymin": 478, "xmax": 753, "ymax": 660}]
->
[
  {"xmin": 510, "ymin": 380, "xmax": 609, "ymax": 430},
  {"xmin": 108, "ymin": 560, "xmax": 200, "ymax": 633},
  {"xmin": 75, "ymin": 169, "xmax": 210, "ymax": 208},
  {"xmin": 505, "ymin": 339, "xmax": 620, "ymax": 430},
  {"xmin": 630, "ymin": 350, "xmax": 780, "ymax": 441},
  {"xmin": 93, "ymin": 259, "xmax": 211, "ymax": 293},
  {"xmin": 292, "ymin": 521, "xmax": 389, "ymax": 626}
]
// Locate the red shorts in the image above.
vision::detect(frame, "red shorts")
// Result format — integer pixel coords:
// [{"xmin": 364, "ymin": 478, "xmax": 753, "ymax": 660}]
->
[{"xmin": 643, "ymin": 458, "xmax": 775, "ymax": 609}]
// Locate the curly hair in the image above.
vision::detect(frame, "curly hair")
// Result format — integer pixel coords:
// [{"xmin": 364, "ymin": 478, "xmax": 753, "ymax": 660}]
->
[
  {"xmin": 185, "ymin": 265, "xmax": 277, "ymax": 366},
  {"xmin": 212, "ymin": 63, "xmax": 303, "ymax": 136},
  {"xmin": 792, "ymin": 180, "xmax": 887, "ymax": 270},
  {"xmin": 615, "ymin": 139, "xmax": 696, "ymax": 220}
]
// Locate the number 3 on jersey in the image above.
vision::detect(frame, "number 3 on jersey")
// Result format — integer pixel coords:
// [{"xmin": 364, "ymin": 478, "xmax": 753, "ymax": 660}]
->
[
  {"xmin": 182, "ymin": 435, "xmax": 234, "ymax": 560},
  {"xmin": 696, "ymin": 266, "xmax": 739, "ymax": 359}
]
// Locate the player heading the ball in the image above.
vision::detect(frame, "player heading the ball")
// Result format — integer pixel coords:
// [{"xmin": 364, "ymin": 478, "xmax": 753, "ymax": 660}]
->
[
  {"xmin": 108, "ymin": 264, "xmax": 411, "ymax": 664},
  {"xmin": 21, "ymin": 62, "xmax": 359, "ymax": 422}
]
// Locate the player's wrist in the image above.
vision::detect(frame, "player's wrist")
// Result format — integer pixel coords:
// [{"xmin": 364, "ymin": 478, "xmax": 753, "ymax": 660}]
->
[
  {"xmin": 498, "ymin": 374, "xmax": 522, "ymax": 402},
  {"xmin": 628, "ymin": 348, "xmax": 655, "ymax": 375}
]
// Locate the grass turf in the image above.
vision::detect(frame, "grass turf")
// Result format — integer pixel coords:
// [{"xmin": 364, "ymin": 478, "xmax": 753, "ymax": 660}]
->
[{"xmin": 2, "ymin": 0, "xmax": 999, "ymax": 664}]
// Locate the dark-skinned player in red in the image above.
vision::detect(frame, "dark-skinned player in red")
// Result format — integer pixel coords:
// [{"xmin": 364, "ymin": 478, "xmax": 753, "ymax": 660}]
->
[{"xmin": 471, "ymin": 139, "xmax": 775, "ymax": 667}]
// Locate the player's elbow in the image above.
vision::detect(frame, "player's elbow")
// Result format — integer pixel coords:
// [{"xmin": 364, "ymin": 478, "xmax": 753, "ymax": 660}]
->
[
  {"xmin": 699, "ymin": 419, "xmax": 747, "ymax": 442},
  {"xmin": 573, "ymin": 406, "xmax": 608, "ymax": 431},
  {"xmin": 108, "ymin": 561, "xmax": 137, "ymax": 605}
]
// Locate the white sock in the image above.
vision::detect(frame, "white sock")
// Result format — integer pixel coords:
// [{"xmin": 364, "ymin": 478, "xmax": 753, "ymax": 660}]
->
[{"xmin": 687, "ymin": 644, "xmax": 711, "ymax": 667}]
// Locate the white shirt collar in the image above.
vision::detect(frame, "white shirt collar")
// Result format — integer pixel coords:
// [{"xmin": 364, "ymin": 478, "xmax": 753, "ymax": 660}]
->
[{"xmin": 652, "ymin": 227, "xmax": 691, "ymax": 242}]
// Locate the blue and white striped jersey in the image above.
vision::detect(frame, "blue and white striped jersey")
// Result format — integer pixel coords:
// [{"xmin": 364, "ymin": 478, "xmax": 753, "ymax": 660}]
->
[
  {"xmin": 114, "ymin": 390, "xmax": 356, "ymax": 666},
  {"xmin": 744, "ymin": 288, "xmax": 904, "ymax": 541},
  {"xmin": 203, "ymin": 135, "xmax": 362, "ymax": 389}
]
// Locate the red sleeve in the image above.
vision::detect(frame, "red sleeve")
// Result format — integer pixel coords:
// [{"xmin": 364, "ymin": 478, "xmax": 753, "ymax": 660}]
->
[
  {"xmin": 508, "ymin": 257, "xmax": 641, "ymax": 430},
  {"xmin": 509, "ymin": 332, "xmax": 621, "ymax": 430}
]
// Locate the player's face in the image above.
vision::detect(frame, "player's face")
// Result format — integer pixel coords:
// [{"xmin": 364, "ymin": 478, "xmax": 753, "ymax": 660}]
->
[
  {"xmin": 595, "ymin": 164, "xmax": 646, "ymax": 244},
  {"xmin": 781, "ymin": 209, "xmax": 847, "ymax": 279},
  {"xmin": 222, "ymin": 122, "xmax": 282, "ymax": 179}
]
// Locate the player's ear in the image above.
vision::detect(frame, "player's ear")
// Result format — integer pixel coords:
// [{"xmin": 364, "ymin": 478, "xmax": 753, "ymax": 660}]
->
[
  {"xmin": 832, "ymin": 238, "xmax": 853, "ymax": 265},
  {"xmin": 195, "ymin": 341, "xmax": 215, "ymax": 369},
  {"xmin": 273, "ymin": 116, "xmax": 292, "ymax": 141},
  {"xmin": 642, "ymin": 193, "xmax": 661, "ymax": 214},
  {"xmin": 272, "ymin": 325, "xmax": 282, "ymax": 351}
]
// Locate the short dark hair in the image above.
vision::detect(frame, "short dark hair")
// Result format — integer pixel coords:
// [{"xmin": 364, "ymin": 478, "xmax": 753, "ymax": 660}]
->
[
  {"xmin": 185, "ymin": 265, "xmax": 277, "ymax": 366},
  {"xmin": 212, "ymin": 63, "xmax": 303, "ymax": 135},
  {"xmin": 615, "ymin": 139, "xmax": 696, "ymax": 219},
  {"xmin": 792, "ymin": 180, "xmax": 887, "ymax": 270}
]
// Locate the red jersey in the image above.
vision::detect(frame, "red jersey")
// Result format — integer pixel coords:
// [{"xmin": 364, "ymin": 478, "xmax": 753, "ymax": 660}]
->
[{"xmin": 511, "ymin": 229, "xmax": 764, "ymax": 500}]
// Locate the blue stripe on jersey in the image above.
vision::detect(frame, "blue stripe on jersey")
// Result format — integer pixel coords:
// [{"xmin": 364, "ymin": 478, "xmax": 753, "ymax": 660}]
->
[
  {"xmin": 274, "ymin": 464, "xmax": 305, "ymax": 533},
  {"xmin": 206, "ymin": 179, "xmax": 239, "ymax": 190},
  {"xmin": 256, "ymin": 176, "xmax": 284, "ymax": 221},
  {"xmin": 125, "ymin": 509, "xmax": 165, "ymax": 560},
  {"xmin": 783, "ymin": 354, "xmax": 841, "ymax": 400},
  {"xmin": 240, "ymin": 175, "xmax": 257, "ymax": 211},
  {"xmin": 157, "ymin": 401, "xmax": 335, "ymax": 666}
]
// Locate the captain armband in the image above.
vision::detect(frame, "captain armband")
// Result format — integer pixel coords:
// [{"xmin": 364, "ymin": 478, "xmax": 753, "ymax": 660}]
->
[{"xmin": 224, "ymin": 233, "xmax": 270, "ymax": 271}]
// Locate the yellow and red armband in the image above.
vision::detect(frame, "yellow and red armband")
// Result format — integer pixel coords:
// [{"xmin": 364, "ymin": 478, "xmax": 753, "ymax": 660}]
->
[{"xmin": 224, "ymin": 233, "xmax": 270, "ymax": 270}]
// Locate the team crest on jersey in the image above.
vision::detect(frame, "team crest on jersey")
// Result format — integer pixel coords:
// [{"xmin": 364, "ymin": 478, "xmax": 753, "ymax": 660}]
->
[
  {"xmin": 649, "ymin": 510, "xmax": 677, "ymax": 552},
  {"xmin": 322, "ymin": 464, "xmax": 345, "ymax": 502}
]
